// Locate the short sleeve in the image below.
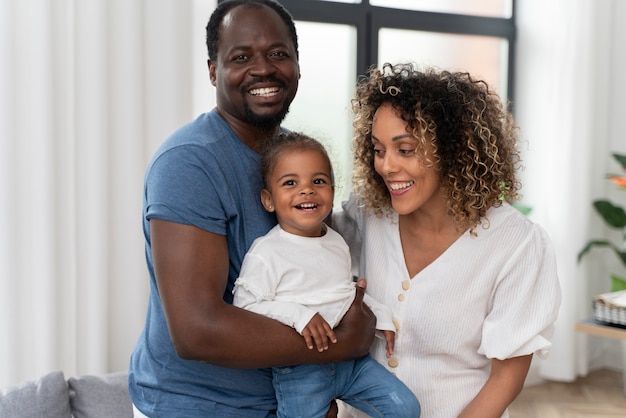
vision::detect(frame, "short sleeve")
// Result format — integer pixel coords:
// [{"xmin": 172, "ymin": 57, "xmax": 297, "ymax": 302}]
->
[
  {"xmin": 145, "ymin": 145, "xmax": 227, "ymax": 235},
  {"xmin": 479, "ymin": 224, "xmax": 562, "ymax": 360}
]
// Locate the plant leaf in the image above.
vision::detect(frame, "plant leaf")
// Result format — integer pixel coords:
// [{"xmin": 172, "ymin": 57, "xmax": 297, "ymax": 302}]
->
[
  {"xmin": 578, "ymin": 239, "xmax": 626, "ymax": 266},
  {"xmin": 578, "ymin": 239, "xmax": 613, "ymax": 262},
  {"xmin": 612, "ymin": 153, "xmax": 626, "ymax": 170},
  {"xmin": 593, "ymin": 200, "xmax": 626, "ymax": 228},
  {"xmin": 512, "ymin": 202, "xmax": 532, "ymax": 216},
  {"xmin": 611, "ymin": 274, "xmax": 626, "ymax": 292}
]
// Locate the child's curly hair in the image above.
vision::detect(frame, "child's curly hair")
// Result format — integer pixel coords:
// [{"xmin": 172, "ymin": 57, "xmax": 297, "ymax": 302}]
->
[{"xmin": 351, "ymin": 63, "xmax": 522, "ymax": 233}]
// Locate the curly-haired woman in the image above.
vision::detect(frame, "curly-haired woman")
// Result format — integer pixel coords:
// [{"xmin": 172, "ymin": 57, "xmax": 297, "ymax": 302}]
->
[{"xmin": 335, "ymin": 63, "xmax": 561, "ymax": 418}]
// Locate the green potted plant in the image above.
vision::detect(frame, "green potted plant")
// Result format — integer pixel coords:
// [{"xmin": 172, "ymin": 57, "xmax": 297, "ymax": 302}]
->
[{"xmin": 578, "ymin": 153, "xmax": 626, "ymax": 291}]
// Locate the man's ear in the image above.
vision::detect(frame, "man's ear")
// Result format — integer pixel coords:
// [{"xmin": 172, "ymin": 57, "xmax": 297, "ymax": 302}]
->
[
  {"xmin": 208, "ymin": 59, "xmax": 217, "ymax": 86},
  {"xmin": 260, "ymin": 189, "xmax": 275, "ymax": 212}
]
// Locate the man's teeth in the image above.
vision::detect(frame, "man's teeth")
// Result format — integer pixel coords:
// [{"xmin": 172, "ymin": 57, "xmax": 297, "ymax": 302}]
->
[
  {"xmin": 390, "ymin": 181, "xmax": 414, "ymax": 191},
  {"xmin": 249, "ymin": 87, "xmax": 280, "ymax": 96}
]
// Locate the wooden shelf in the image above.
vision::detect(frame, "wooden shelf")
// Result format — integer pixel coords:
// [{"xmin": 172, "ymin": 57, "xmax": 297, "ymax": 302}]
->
[
  {"xmin": 575, "ymin": 318, "xmax": 626, "ymax": 395},
  {"xmin": 575, "ymin": 318, "xmax": 626, "ymax": 340}
]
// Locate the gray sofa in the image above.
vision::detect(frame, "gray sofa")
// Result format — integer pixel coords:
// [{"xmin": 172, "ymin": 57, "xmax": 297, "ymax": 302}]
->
[{"xmin": 0, "ymin": 370, "xmax": 132, "ymax": 418}]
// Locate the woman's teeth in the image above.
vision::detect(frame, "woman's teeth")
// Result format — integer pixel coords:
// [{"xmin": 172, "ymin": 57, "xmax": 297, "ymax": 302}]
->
[{"xmin": 390, "ymin": 181, "xmax": 414, "ymax": 191}]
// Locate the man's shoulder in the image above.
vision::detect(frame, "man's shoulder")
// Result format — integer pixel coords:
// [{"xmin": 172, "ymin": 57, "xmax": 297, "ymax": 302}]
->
[
  {"xmin": 166, "ymin": 110, "xmax": 232, "ymax": 147},
  {"xmin": 148, "ymin": 111, "xmax": 243, "ymax": 169}
]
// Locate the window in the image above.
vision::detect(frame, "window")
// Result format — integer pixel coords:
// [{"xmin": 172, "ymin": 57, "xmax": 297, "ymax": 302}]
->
[
  {"xmin": 280, "ymin": 0, "xmax": 515, "ymax": 98},
  {"xmin": 370, "ymin": 0, "xmax": 512, "ymax": 18},
  {"xmin": 378, "ymin": 30, "xmax": 508, "ymax": 97},
  {"xmin": 218, "ymin": 0, "xmax": 516, "ymax": 205}
]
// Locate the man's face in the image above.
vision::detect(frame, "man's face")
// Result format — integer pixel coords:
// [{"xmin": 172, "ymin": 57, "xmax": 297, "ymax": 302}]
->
[{"xmin": 209, "ymin": 5, "xmax": 300, "ymax": 130}]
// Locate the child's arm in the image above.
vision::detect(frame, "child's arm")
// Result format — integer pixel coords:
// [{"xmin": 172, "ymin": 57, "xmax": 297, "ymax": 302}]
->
[
  {"xmin": 233, "ymin": 280, "xmax": 319, "ymax": 335},
  {"xmin": 383, "ymin": 330, "xmax": 395, "ymax": 358},
  {"xmin": 361, "ymin": 293, "xmax": 396, "ymax": 357},
  {"xmin": 236, "ymin": 289, "xmax": 335, "ymax": 352}
]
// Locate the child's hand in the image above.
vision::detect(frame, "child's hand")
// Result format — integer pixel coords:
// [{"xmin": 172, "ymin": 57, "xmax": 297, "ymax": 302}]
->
[
  {"xmin": 302, "ymin": 313, "xmax": 337, "ymax": 352},
  {"xmin": 383, "ymin": 330, "xmax": 395, "ymax": 358}
]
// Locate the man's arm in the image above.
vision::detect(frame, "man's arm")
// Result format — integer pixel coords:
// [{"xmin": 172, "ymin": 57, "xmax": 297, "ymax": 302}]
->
[{"xmin": 151, "ymin": 219, "xmax": 376, "ymax": 368}]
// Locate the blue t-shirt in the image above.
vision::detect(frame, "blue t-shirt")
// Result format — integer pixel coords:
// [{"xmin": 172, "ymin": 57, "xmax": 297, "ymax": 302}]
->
[{"xmin": 129, "ymin": 110, "xmax": 277, "ymax": 417}]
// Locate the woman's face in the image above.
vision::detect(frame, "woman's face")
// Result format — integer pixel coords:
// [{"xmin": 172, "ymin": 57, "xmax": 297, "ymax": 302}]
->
[{"xmin": 371, "ymin": 103, "xmax": 442, "ymax": 216}]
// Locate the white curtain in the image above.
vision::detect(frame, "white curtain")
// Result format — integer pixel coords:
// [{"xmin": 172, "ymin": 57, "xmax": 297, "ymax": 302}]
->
[
  {"xmin": 516, "ymin": 0, "xmax": 626, "ymax": 381},
  {"xmin": 0, "ymin": 0, "xmax": 216, "ymax": 388}
]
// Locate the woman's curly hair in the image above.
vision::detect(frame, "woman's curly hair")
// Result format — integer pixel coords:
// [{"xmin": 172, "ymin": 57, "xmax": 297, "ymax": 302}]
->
[{"xmin": 351, "ymin": 62, "xmax": 522, "ymax": 233}]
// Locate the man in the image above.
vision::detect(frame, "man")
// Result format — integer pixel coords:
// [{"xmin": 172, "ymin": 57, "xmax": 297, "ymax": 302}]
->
[{"xmin": 128, "ymin": 1, "xmax": 375, "ymax": 416}]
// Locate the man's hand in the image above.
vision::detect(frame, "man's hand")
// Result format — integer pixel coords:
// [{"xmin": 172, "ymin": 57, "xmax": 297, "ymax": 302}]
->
[
  {"xmin": 326, "ymin": 399, "xmax": 338, "ymax": 418},
  {"xmin": 333, "ymin": 279, "xmax": 376, "ymax": 359},
  {"xmin": 302, "ymin": 313, "xmax": 337, "ymax": 352}
]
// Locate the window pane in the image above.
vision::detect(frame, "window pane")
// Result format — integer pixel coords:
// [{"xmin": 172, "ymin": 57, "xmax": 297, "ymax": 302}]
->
[
  {"xmin": 378, "ymin": 28, "xmax": 509, "ymax": 100},
  {"xmin": 283, "ymin": 21, "xmax": 357, "ymax": 206},
  {"xmin": 370, "ymin": 0, "xmax": 512, "ymax": 18}
]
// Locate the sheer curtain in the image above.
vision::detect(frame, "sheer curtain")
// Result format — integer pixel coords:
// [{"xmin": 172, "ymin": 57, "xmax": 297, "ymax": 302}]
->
[
  {"xmin": 0, "ymin": 0, "xmax": 216, "ymax": 388},
  {"xmin": 516, "ymin": 0, "xmax": 625, "ymax": 381}
]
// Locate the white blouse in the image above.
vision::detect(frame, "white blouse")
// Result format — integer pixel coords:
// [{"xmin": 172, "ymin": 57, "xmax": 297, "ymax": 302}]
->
[{"xmin": 335, "ymin": 197, "xmax": 561, "ymax": 418}]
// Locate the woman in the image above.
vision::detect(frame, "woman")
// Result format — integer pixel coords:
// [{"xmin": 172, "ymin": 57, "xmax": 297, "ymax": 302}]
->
[{"xmin": 336, "ymin": 63, "xmax": 561, "ymax": 418}]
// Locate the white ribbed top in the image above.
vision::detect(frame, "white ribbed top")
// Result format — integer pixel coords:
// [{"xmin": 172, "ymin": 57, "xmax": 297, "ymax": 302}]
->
[{"xmin": 336, "ymin": 198, "xmax": 561, "ymax": 418}]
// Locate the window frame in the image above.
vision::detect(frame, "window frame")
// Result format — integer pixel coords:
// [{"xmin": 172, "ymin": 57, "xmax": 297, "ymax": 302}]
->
[{"xmin": 271, "ymin": 0, "xmax": 517, "ymax": 108}]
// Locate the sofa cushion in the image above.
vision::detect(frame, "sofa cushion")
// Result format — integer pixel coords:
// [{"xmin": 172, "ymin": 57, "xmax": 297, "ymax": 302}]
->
[
  {"xmin": 0, "ymin": 370, "xmax": 72, "ymax": 418},
  {"xmin": 68, "ymin": 371, "xmax": 132, "ymax": 418}
]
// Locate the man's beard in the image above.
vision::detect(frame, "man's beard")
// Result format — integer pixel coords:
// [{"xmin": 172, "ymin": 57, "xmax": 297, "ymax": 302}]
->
[{"xmin": 243, "ymin": 101, "xmax": 291, "ymax": 130}]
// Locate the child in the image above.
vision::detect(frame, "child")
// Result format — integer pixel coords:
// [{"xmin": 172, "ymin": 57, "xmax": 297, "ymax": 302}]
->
[{"xmin": 233, "ymin": 131, "xmax": 420, "ymax": 418}]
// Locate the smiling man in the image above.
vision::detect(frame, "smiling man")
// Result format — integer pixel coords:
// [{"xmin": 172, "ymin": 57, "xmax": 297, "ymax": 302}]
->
[{"xmin": 127, "ymin": 1, "xmax": 376, "ymax": 417}]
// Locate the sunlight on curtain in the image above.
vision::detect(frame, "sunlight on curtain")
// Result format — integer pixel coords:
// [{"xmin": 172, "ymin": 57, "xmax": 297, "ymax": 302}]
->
[
  {"xmin": 0, "ymin": 0, "xmax": 62, "ymax": 386},
  {"xmin": 0, "ymin": 0, "xmax": 209, "ymax": 388}
]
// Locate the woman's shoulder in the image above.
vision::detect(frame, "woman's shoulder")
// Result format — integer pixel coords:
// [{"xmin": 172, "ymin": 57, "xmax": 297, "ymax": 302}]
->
[
  {"xmin": 482, "ymin": 202, "xmax": 552, "ymax": 247},
  {"xmin": 486, "ymin": 202, "xmax": 534, "ymax": 229},
  {"xmin": 340, "ymin": 194, "xmax": 396, "ymax": 224}
]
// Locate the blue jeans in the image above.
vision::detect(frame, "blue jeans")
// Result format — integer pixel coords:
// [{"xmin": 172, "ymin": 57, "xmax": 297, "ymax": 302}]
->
[{"xmin": 272, "ymin": 355, "xmax": 420, "ymax": 418}]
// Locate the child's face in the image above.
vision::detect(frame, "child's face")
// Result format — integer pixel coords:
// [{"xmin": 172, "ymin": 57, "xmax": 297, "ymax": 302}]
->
[{"xmin": 261, "ymin": 148, "xmax": 334, "ymax": 237}]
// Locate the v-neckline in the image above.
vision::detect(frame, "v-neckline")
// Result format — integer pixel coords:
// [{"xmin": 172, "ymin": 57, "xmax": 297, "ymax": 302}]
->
[{"xmin": 394, "ymin": 214, "xmax": 466, "ymax": 280}]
